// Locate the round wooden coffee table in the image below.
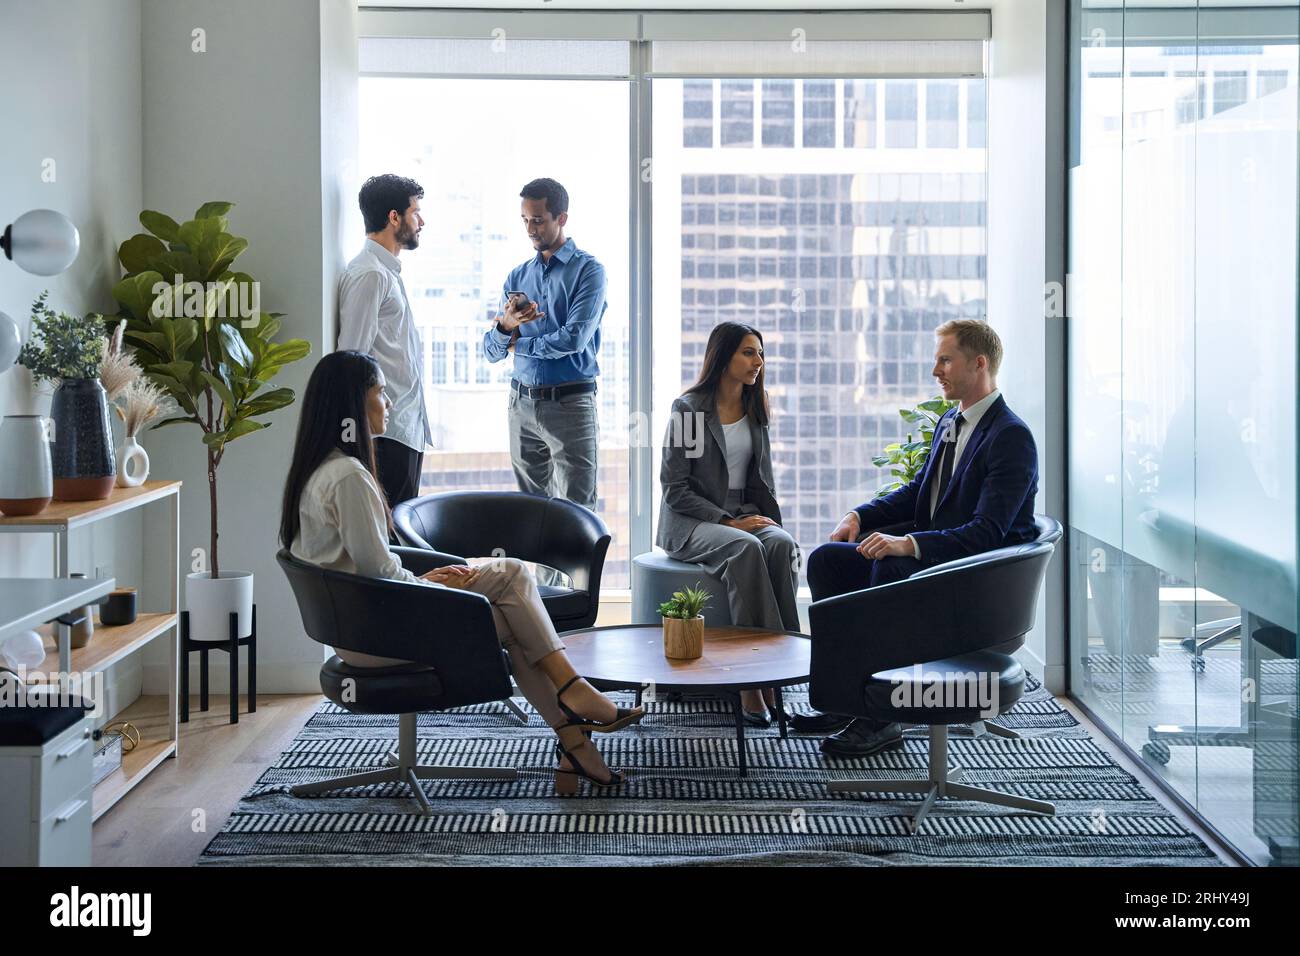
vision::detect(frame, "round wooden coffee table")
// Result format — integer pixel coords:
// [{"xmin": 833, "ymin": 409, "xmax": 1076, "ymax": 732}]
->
[{"xmin": 560, "ymin": 624, "xmax": 811, "ymax": 776}]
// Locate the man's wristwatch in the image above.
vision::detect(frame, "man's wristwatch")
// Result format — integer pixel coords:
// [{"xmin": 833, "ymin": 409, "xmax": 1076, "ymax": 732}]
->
[{"xmin": 496, "ymin": 318, "xmax": 511, "ymax": 336}]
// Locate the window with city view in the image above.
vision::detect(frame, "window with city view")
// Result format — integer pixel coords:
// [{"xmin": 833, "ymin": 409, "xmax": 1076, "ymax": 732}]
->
[
  {"xmin": 652, "ymin": 77, "xmax": 988, "ymax": 585},
  {"xmin": 359, "ymin": 51, "xmax": 987, "ymax": 593},
  {"xmin": 359, "ymin": 77, "xmax": 633, "ymax": 586}
]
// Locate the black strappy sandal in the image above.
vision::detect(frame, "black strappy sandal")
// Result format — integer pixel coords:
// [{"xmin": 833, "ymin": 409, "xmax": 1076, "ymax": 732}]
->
[
  {"xmin": 554, "ymin": 734, "xmax": 625, "ymax": 795},
  {"xmin": 555, "ymin": 675, "xmax": 645, "ymax": 733}
]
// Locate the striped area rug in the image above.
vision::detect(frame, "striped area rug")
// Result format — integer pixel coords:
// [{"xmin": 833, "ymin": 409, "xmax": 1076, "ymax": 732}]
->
[{"xmin": 199, "ymin": 676, "xmax": 1221, "ymax": 866}]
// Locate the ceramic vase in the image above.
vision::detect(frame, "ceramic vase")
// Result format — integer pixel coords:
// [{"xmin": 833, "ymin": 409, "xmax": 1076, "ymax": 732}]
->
[
  {"xmin": 0, "ymin": 414, "xmax": 54, "ymax": 516},
  {"xmin": 50, "ymin": 378, "xmax": 115, "ymax": 501}
]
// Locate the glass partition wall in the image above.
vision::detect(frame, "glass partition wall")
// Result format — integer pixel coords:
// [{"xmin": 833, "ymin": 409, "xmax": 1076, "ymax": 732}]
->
[{"xmin": 1068, "ymin": 0, "xmax": 1300, "ymax": 865}]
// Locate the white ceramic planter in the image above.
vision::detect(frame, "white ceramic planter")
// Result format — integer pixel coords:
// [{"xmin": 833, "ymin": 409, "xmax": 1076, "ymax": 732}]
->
[
  {"xmin": 115, "ymin": 436, "xmax": 150, "ymax": 488},
  {"xmin": 186, "ymin": 571, "xmax": 254, "ymax": 643},
  {"xmin": 0, "ymin": 415, "xmax": 53, "ymax": 516}
]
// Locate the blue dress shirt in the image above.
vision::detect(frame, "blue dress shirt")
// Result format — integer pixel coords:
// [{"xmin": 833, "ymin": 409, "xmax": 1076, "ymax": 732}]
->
[{"xmin": 482, "ymin": 238, "xmax": 606, "ymax": 387}]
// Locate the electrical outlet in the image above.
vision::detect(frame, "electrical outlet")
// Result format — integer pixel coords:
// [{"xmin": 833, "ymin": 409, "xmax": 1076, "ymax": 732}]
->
[{"xmin": 94, "ymin": 563, "xmax": 112, "ymax": 581}]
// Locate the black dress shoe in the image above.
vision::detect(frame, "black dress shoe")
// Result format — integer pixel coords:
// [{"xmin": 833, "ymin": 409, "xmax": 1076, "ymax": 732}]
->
[
  {"xmin": 788, "ymin": 710, "xmax": 854, "ymax": 735},
  {"xmin": 742, "ymin": 710, "xmax": 771, "ymax": 728},
  {"xmin": 819, "ymin": 719, "xmax": 904, "ymax": 757}
]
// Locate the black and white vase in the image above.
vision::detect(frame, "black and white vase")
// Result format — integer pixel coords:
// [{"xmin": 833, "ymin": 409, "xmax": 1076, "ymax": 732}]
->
[{"xmin": 50, "ymin": 378, "xmax": 116, "ymax": 501}]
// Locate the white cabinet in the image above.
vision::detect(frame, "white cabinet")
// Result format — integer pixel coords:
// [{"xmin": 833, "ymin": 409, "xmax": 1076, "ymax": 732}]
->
[{"xmin": 0, "ymin": 716, "xmax": 94, "ymax": 866}]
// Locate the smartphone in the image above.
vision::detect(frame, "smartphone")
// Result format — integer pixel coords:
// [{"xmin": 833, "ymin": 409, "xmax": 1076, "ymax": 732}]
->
[{"xmin": 506, "ymin": 291, "xmax": 530, "ymax": 309}]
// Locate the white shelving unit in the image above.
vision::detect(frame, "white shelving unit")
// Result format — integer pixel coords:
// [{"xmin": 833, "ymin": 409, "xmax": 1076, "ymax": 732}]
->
[{"xmin": 0, "ymin": 481, "xmax": 182, "ymax": 820}]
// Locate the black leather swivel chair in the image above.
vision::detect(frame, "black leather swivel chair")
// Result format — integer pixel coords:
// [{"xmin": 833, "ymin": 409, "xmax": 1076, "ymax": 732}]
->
[
  {"xmin": 277, "ymin": 547, "xmax": 518, "ymax": 815},
  {"xmin": 393, "ymin": 491, "xmax": 610, "ymax": 633},
  {"xmin": 809, "ymin": 516, "xmax": 1062, "ymax": 831}
]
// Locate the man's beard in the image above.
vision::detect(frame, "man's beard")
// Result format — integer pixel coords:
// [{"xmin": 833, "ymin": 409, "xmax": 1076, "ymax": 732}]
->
[{"xmin": 397, "ymin": 223, "xmax": 420, "ymax": 250}]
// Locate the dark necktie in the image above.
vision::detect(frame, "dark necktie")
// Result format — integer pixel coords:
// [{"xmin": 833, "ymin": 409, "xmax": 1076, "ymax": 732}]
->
[{"xmin": 936, "ymin": 412, "xmax": 965, "ymax": 506}]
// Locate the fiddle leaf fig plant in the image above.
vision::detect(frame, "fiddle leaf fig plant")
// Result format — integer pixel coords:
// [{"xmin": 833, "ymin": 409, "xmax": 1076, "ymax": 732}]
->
[
  {"xmin": 110, "ymin": 201, "xmax": 311, "ymax": 578},
  {"xmin": 871, "ymin": 397, "xmax": 958, "ymax": 497}
]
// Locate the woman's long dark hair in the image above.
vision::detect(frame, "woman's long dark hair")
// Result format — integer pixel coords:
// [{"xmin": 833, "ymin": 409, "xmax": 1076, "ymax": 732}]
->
[
  {"xmin": 279, "ymin": 350, "xmax": 387, "ymax": 549},
  {"xmin": 683, "ymin": 321, "xmax": 769, "ymax": 425}
]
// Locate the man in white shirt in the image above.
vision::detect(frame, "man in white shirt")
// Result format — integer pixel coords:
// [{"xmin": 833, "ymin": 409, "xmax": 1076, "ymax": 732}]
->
[{"xmin": 337, "ymin": 174, "xmax": 432, "ymax": 508}]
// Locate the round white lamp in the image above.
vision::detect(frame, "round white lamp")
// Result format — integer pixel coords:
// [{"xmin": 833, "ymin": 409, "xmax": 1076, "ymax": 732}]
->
[
  {"xmin": 0, "ymin": 310, "xmax": 19, "ymax": 372},
  {"xmin": 1, "ymin": 209, "xmax": 80, "ymax": 276}
]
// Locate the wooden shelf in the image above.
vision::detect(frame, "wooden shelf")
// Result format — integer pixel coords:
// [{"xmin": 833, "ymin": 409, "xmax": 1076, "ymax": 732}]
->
[
  {"xmin": 29, "ymin": 612, "xmax": 177, "ymax": 678},
  {"xmin": 0, "ymin": 480, "xmax": 181, "ymax": 531},
  {"xmin": 90, "ymin": 694, "xmax": 177, "ymax": 821},
  {"xmin": 93, "ymin": 736, "xmax": 176, "ymax": 822},
  {"xmin": 0, "ymin": 480, "xmax": 182, "ymax": 827}
]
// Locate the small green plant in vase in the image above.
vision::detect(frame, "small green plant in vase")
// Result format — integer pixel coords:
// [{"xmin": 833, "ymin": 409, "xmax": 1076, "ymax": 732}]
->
[
  {"xmin": 17, "ymin": 291, "xmax": 107, "ymax": 384},
  {"xmin": 17, "ymin": 291, "xmax": 118, "ymax": 500},
  {"xmin": 660, "ymin": 583, "xmax": 711, "ymax": 661}
]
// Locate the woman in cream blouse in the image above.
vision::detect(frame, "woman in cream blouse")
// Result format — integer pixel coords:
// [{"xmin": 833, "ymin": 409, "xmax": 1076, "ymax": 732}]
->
[{"xmin": 279, "ymin": 350, "xmax": 641, "ymax": 793}]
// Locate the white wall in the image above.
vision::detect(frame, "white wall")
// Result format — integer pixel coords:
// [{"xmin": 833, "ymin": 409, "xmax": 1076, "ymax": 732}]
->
[
  {"xmin": 981, "ymin": 0, "xmax": 1067, "ymax": 691},
  {"xmin": 0, "ymin": 0, "xmax": 147, "ymax": 718},
  {"xmin": 139, "ymin": 0, "xmax": 359, "ymax": 693}
]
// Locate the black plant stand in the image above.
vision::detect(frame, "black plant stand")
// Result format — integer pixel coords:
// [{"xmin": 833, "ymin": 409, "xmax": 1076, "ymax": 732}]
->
[{"xmin": 180, "ymin": 606, "xmax": 257, "ymax": 725}]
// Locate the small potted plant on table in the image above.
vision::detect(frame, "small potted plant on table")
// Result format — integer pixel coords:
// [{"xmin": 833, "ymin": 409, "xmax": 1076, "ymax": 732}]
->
[{"xmin": 658, "ymin": 584, "xmax": 711, "ymax": 661}]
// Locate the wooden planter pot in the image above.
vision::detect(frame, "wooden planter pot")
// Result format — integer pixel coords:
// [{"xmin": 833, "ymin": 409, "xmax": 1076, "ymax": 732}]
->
[{"xmin": 663, "ymin": 615, "xmax": 704, "ymax": 660}]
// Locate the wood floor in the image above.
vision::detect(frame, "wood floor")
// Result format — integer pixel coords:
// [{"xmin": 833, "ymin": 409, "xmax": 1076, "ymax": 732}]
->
[
  {"xmin": 92, "ymin": 693, "xmax": 320, "ymax": 867},
  {"xmin": 92, "ymin": 689, "xmax": 1242, "ymax": 867}
]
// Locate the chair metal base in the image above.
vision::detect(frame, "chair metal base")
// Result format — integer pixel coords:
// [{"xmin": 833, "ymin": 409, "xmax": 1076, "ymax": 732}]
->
[
  {"xmin": 290, "ymin": 712, "xmax": 517, "ymax": 814},
  {"xmin": 502, "ymin": 684, "xmax": 529, "ymax": 724},
  {"xmin": 502, "ymin": 697, "xmax": 529, "ymax": 724},
  {"xmin": 828, "ymin": 723, "xmax": 1055, "ymax": 832}
]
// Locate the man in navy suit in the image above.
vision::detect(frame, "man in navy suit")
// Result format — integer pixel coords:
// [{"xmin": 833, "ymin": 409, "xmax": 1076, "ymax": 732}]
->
[{"xmin": 793, "ymin": 319, "xmax": 1040, "ymax": 756}]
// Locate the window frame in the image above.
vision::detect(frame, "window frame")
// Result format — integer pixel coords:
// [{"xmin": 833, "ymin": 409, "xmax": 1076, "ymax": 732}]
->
[{"xmin": 358, "ymin": 10, "xmax": 991, "ymax": 575}]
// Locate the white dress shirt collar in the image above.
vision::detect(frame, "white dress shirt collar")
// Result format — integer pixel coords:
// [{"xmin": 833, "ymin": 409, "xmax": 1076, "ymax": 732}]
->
[
  {"xmin": 365, "ymin": 237, "xmax": 402, "ymax": 274},
  {"xmin": 956, "ymin": 388, "xmax": 1001, "ymax": 432}
]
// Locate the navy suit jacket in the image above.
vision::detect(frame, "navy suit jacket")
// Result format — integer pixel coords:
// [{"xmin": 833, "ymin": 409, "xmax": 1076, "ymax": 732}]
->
[{"xmin": 852, "ymin": 394, "xmax": 1039, "ymax": 567}]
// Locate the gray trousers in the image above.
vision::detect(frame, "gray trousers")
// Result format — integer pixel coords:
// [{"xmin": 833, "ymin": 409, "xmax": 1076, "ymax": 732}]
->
[
  {"xmin": 508, "ymin": 387, "xmax": 598, "ymax": 510},
  {"xmin": 667, "ymin": 493, "xmax": 801, "ymax": 633}
]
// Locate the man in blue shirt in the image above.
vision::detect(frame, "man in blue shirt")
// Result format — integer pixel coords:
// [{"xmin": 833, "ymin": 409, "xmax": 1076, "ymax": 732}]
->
[{"xmin": 483, "ymin": 178, "xmax": 606, "ymax": 511}]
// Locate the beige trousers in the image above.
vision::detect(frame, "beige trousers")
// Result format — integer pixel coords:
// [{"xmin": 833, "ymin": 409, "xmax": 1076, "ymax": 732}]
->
[
  {"xmin": 466, "ymin": 558, "xmax": 567, "ymax": 727},
  {"xmin": 336, "ymin": 558, "xmax": 567, "ymax": 727}
]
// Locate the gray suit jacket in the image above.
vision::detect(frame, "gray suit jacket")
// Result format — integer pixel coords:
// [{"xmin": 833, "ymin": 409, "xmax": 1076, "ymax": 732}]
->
[{"xmin": 655, "ymin": 389, "xmax": 782, "ymax": 554}]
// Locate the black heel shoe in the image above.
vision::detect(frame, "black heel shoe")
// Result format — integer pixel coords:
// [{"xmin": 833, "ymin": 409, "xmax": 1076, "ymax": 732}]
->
[
  {"xmin": 741, "ymin": 690, "xmax": 774, "ymax": 727},
  {"xmin": 555, "ymin": 675, "xmax": 645, "ymax": 733},
  {"xmin": 554, "ymin": 735, "xmax": 625, "ymax": 795},
  {"xmin": 765, "ymin": 693, "xmax": 791, "ymax": 725}
]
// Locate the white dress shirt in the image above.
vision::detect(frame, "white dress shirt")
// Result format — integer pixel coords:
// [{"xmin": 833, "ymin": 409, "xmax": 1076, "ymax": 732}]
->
[
  {"xmin": 290, "ymin": 449, "xmax": 436, "ymax": 665},
  {"xmin": 721, "ymin": 415, "xmax": 753, "ymax": 491},
  {"xmin": 907, "ymin": 389, "xmax": 1002, "ymax": 559},
  {"xmin": 337, "ymin": 239, "xmax": 431, "ymax": 454}
]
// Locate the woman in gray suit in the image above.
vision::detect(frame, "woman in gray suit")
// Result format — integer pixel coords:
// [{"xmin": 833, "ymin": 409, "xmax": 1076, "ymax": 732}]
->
[{"xmin": 656, "ymin": 321, "xmax": 801, "ymax": 724}]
